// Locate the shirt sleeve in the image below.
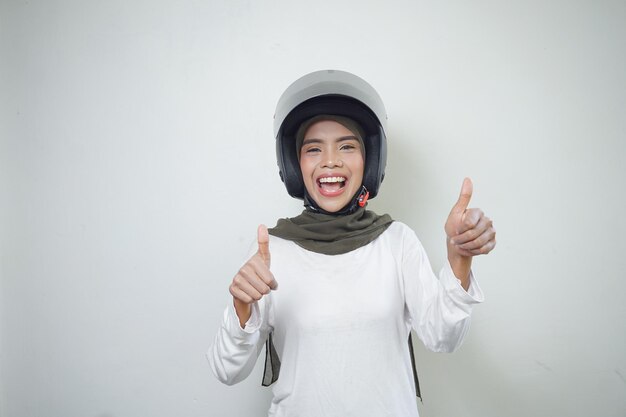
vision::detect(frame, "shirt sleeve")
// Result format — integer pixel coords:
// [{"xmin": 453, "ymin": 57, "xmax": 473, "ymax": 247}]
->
[
  {"xmin": 206, "ymin": 240, "xmax": 272, "ymax": 385},
  {"xmin": 206, "ymin": 298, "xmax": 271, "ymax": 385},
  {"xmin": 402, "ymin": 227, "xmax": 484, "ymax": 353}
]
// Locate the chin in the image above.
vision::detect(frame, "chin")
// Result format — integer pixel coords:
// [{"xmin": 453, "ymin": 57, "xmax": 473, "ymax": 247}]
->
[
  {"xmin": 315, "ymin": 196, "xmax": 352, "ymax": 213},
  {"xmin": 319, "ymin": 203, "xmax": 344, "ymax": 213}
]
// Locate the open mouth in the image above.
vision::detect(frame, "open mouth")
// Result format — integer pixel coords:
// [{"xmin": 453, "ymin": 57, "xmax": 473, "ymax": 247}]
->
[{"xmin": 317, "ymin": 176, "xmax": 346, "ymax": 194}]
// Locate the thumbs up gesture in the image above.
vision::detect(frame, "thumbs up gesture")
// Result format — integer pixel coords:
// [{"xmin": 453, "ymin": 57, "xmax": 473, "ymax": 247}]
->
[
  {"xmin": 230, "ymin": 225, "xmax": 278, "ymax": 327},
  {"xmin": 445, "ymin": 178, "xmax": 496, "ymax": 257}
]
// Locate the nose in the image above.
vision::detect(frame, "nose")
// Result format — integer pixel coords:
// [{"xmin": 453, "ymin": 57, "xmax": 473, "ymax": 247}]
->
[{"xmin": 321, "ymin": 149, "xmax": 343, "ymax": 168}]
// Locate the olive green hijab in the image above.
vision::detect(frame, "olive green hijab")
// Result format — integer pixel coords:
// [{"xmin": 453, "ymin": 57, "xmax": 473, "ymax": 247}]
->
[{"xmin": 269, "ymin": 206, "xmax": 393, "ymax": 255}]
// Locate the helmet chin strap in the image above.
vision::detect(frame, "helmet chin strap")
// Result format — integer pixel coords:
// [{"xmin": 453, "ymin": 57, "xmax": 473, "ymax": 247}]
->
[{"xmin": 304, "ymin": 186, "xmax": 369, "ymax": 216}]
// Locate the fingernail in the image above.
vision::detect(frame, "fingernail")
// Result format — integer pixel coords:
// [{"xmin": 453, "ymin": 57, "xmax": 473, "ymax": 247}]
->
[{"xmin": 450, "ymin": 239, "xmax": 456, "ymax": 245}]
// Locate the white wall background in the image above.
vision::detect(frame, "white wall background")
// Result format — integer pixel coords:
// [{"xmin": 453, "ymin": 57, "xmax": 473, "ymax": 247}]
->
[{"xmin": 1, "ymin": 1, "xmax": 625, "ymax": 416}]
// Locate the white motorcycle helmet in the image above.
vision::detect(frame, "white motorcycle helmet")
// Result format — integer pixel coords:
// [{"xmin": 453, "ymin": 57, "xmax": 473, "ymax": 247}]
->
[{"xmin": 274, "ymin": 70, "xmax": 388, "ymax": 201}]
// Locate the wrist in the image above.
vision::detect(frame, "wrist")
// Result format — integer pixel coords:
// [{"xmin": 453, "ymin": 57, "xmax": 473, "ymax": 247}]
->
[
  {"xmin": 447, "ymin": 240, "xmax": 472, "ymax": 289},
  {"xmin": 233, "ymin": 298, "xmax": 252, "ymax": 328}
]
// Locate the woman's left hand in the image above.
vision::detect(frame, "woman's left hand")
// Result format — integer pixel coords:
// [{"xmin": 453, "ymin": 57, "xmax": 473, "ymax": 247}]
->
[{"xmin": 445, "ymin": 178, "xmax": 496, "ymax": 258}]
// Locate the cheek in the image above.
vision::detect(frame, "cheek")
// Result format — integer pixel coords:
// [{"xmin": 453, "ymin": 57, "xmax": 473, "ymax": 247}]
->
[
  {"xmin": 299, "ymin": 159, "xmax": 311, "ymax": 178},
  {"xmin": 299, "ymin": 160, "xmax": 316, "ymax": 190},
  {"xmin": 350, "ymin": 157, "xmax": 365, "ymax": 180}
]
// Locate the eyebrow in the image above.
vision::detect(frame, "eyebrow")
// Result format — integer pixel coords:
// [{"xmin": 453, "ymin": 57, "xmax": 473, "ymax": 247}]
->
[{"xmin": 301, "ymin": 136, "xmax": 359, "ymax": 146}]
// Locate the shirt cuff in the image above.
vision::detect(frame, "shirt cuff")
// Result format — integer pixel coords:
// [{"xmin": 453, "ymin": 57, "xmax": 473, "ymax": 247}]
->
[
  {"xmin": 440, "ymin": 261, "xmax": 485, "ymax": 304},
  {"xmin": 226, "ymin": 301, "xmax": 262, "ymax": 337}
]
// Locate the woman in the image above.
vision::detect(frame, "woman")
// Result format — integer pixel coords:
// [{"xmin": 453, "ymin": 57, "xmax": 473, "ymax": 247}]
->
[{"xmin": 208, "ymin": 70, "xmax": 495, "ymax": 417}]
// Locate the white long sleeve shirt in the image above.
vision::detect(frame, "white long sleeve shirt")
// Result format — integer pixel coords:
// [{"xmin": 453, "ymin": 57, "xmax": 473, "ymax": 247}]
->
[{"xmin": 208, "ymin": 221, "xmax": 484, "ymax": 417}]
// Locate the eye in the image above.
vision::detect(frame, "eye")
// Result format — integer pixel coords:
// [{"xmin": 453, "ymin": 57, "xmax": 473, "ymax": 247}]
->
[
  {"xmin": 304, "ymin": 146, "xmax": 321, "ymax": 154},
  {"xmin": 340, "ymin": 143, "xmax": 357, "ymax": 151}
]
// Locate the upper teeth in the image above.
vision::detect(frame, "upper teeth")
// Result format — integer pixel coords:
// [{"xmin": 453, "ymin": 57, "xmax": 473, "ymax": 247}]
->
[{"xmin": 319, "ymin": 177, "xmax": 345, "ymax": 183}]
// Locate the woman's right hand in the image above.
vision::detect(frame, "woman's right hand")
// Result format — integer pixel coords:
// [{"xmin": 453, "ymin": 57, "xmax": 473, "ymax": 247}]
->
[{"xmin": 229, "ymin": 225, "xmax": 277, "ymax": 327}]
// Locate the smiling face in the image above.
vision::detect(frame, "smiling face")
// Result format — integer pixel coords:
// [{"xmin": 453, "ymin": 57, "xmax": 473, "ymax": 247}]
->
[{"xmin": 299, "ymin": 119, "xmax": 365, "ymax": 213}]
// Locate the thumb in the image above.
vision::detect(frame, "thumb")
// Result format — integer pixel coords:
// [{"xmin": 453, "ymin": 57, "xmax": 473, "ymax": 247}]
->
[
  {"xmin": 451, "ymin": 177, "xmax": 473, "ymax": 215},
  {"xmin": 257, "ymin": 224, "xmax": 271, "ymax": 266}
]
